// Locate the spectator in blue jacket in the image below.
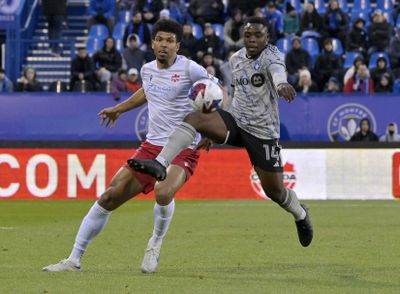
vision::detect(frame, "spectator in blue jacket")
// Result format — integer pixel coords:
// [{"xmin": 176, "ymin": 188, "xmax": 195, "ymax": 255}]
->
[
  {"xmin": 264, "ymin": 1, "xmax": 283, "ymax": 44},
  {"xmin": 322, "ymin": 0, "xmax": 348, "ymax": 48},
  {"xmin": 0, "ymin": 68, "xmax": 13, "ymax": 93},
  {"xmin": 87, "ymin": 0, "xmax": 115, "ymax": 33},
  {"xmin": 123, "ymin": 10, "xmax": 152, "ymax": 50},
  {"xmin": 135, "ymin": 0, "xmax": 163, "ymax": 24}
]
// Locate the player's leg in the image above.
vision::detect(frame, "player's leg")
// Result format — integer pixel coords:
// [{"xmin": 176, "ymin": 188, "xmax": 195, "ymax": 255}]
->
[
  {"xmin": 141, "ymin": 165, "xmax": 186, "ymax": 273},
  {"xmin": 43, "ymin": 168, "xmax": 143, "ymax": 271},
  {"xmin": 129, "ymin": 110, "xmax": 229, "ymax": 180}
]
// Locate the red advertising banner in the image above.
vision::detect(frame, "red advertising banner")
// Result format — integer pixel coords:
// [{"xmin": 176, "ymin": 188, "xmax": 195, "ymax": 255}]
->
[
  {"xmin": 393, "ymin": 152, "xmax": 400, "ymax": 198},
  {"xmin": 0, "ymin": 149, "xmax": 260, "ymax": 200}
]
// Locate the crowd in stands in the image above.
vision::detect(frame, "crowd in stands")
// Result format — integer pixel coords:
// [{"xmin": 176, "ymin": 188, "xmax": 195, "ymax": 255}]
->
[{"xmin": 2, "ymin": 0, "xmax": 400, "ymax": 96}]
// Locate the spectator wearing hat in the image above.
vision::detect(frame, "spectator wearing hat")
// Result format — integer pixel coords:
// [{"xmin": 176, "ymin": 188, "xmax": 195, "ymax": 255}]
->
[
  {"xmin": 123, "ymin": 34, "xmax": 147, "ymax": 73},
  {"xmin": 87, "ymin": 0, "xmax": 115, "ymax": 33},
  {"xmin": 322, "ymin": 0, "xmax": 348, "ymax": 48},
  {"xmin": 389, "ymin": 29, "xmax": 400, "ymax": 70},
  {"xmin": 368, "ymin": 9, "xmax": 392, "ymax": 55},
  {"xmin": 294, "ymin": 69, "xmax": 318, "ymax": 94},
  {"xmin": 223, "ymin": 9, "xmax": 244, "ymax": 51},
  {"xmin": 195, "ymin": 23, "xmax": 222, "ymax": 60},
  {"xmin": 375, "ymin": 73, "xmax": 393, "ymax": 93},
  {"xmin": 300, "ymin": 1, "xmax": 322, "ymax": 35},
  {"xmin": 0, "ymin": 68, "xmax": 13, "ymax": 93},
  {"xmin": 344, "ymin": 64, "xmax": 374, "ymax": 94},
  {"xmin": 324, "ymin": 76, "xmax": 341, "ymax": 93},
  {"xmin": 123, "ymin": 10, "xmax": 152, "ymax": 50},
  {"xmin": 314, "ymin": 38, "xmax": 342, "ymax": 91},
  {"xmin": 343, "ymin": 55, "xmax": 365, "ymax": 85},
  {"xmin": 347, "ymin": 18, "xmax": 367, "ymax": 56},
  {"xmin": 126, "ymin": 68, "xmax": 141, "ymax": 93},
  {"xmin": 178, "ymin": 23, "xmax": 197, "ymax": 59},
  {"xmin": 111, "ymin": 69, "xmax": 128, "ymax": 101},
  {"xmin": 134, "ymin": 0, "xmax": 163, "ymax": 24},
  {"xmin": 370, "ymin": 56, "xmax": 393, "ymax": 89},
  {"xmin": 264, "ymin": 1, "xmax": 284, "ymax": 44},
  {"xmin": 380, "ymin": 123, "xmax": 400, "ymax": 142},
  {"xmin": 189, "ymin": 0, "xmax": 224, "ymax": 26},
  {"xmin": 350, "ymin": 118, "xmax": 379, "ymax": 142},
  {"xmin": 70, "ymin": 47, "xmax": 96, "ymax": 91},
  {"xmin": 285, "ymin": 37, "xmax": 311, "ymax": 85},
  {"xmin": 283, "ymin": 2, "xmax": 300, "ymax": 36}
]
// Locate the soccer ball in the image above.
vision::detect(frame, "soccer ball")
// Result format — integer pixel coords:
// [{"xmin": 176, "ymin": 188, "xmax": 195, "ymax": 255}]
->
[{"xmin": 188, "ymin": 79, "xmax": 223, "ymax": 113}]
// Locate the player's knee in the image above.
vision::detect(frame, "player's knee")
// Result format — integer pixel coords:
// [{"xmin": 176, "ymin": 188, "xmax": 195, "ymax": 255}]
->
[
  {"xmin": 154, "ymin": 186, "xmax": 174, "ymax": 206},
  {"xmin": 263, "ymin": 186, "xmax": 286, "ymax": 204},
  {"xmin": 98, "ymin": 186, "xmax": 119, "ymax": 211}
]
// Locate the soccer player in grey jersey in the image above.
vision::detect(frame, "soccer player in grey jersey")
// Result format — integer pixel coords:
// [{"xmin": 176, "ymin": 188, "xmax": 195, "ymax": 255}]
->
[{"xmin": 130, "ymin": 17, "xmax": 313, "ymax": 247}]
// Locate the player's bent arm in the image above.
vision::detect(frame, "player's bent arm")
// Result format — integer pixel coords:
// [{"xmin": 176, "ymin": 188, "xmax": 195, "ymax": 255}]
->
[{"xmin": 114, "ymin": 88, "xmax": 147, "ymax": 113}]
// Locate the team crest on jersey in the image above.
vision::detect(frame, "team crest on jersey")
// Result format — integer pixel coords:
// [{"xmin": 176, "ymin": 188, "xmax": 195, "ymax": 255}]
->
[
  {"xmin": 327, "ymin": 103, "xmax": 376, "ymax": 142},
  {"xmin": 251, "ymin": 73, "xmax": 265, "ymax": 87},
  {"xmin": 250, "ymin": 163, "xmax": 297, "ymax": 199},
  {"xmin": 253, "ymin": 61, "xmax": 261, "ymax": 70},
  {"xmin": 171, "ymin": 74, "xmax": 180, "ymax": 82},
  {"xmin": 134, "ymin": 106, "xmax": 148, "ymax": 141}
]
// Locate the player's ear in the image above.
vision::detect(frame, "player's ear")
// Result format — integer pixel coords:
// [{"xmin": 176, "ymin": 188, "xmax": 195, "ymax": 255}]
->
[
  {"xmin": 151, "ymin": 39, "xmax": 155, "ymax": 50},
  {"xmin": 176, "ymin": 42, "xmax": 180, "ymax": 52}
]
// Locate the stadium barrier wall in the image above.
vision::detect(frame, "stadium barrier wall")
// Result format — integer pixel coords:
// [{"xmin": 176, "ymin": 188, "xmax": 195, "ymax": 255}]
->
[
  {"xmin": 1, "ymin": 148, "xmax": 399, "ymax": 200},
  {"xmin": 0, "ymin": 93, "xmax": 399, "ymax": 141}
]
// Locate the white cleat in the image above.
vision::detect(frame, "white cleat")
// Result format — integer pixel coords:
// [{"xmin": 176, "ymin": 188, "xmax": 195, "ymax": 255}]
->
[
  {"xmin": 140, "ymin": 245, "xmax": 161, "ymax": 273},
  {"xmin": 42, "ymin": 259, "xmax": 81, "ymax": 272}
]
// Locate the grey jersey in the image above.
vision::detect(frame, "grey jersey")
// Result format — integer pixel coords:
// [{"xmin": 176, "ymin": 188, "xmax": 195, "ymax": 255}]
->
[{"xmin": 229, "ymin": 45, "xmax": 287, "ymax": 140}]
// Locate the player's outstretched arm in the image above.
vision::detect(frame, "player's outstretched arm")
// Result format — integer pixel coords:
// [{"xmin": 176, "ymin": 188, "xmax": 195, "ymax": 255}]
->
[
  {"xmin": 98, "ymin": 88, "xmax": 147, "ymax": 128},
  {"xmin": 277, "ymin": 83, "xmax": 296, "ymax": 103}
]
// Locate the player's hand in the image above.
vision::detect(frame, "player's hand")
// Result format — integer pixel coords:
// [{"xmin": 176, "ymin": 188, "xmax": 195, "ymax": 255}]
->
[
  {"xmin": 196, "ymin": 138, "xmax": 213, "ymax": 152},
  {"xmin": 98, "ymin": 107, "xmax": 121, "ymax": 128},
  {"xmin": 277, "ymin": 83, "xmax": 296, "ymax": 103}
]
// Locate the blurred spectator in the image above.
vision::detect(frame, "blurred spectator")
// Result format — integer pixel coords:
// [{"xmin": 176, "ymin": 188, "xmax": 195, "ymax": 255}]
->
[
  {"xmin": 344, "ymin": 64, "xmax": 374, "ymax": 94},
  {"xmin": 126, "ymin": 68, "xmax": 142, "ymax": 92},
  {"xmin": 300, "ymin": 1, "xmax": 322, "ymax": 35},
  {"xmin": 70, "ymin": 47, "xmax": 96, "ymax": 91},
  {"xmin": 0, "ymin": 68, "xmax": 13, "ymax": 93},
  {"xmin": 322, "ymin": 0, "xmax": 348, "ymax": 47},
  {"xmin": 135, "ymin": 0, "xmax": 163, "ymax": 24},
  {"xmin": 343, "ymin": 55, "xmax": 364, "ymax": 85},
  {"xmin": 189, "ymin": 0, "xmax": 224, "ymax": 26},
  {"xmin": 350, "ymin": 118, "xmax": 378, "ymax": 141},
  {"xmin": 178, "ymin": 23, "xmax": 197, "ymax": 59},
  {"xmin": 42, "ymin": 0, "xmax": 67, "ymax": 56},
  {"xmin": 346, "ymin": 18, "xmax": 367, "ymax": 56},
  {"xmin": 159, "ymin": 9, "xmax": 170, "ymax": 20},
  {"xmin": 93, "ymin": 37, "xmax": 122, "ymax": 82},
  {"xmin": 111, "ymin": 69, "xmax": 127, "ymax": 101},
  {"xmin": 264, "ymin": 1, "xmax": 284, "ymax": 44},
  {"xmin": 206, "ymin": 65, "xmax": 217, "ymax": 76},
  {"xmin": 389, "ymin": 29, "xmax": 400, "ymax": 69},
  {"xmin": 116, "ymin": 0, "xmax": 136, "ymax": 11},
  {"xmin": 374, "ymin": 73, "xmax": 393, "ymax": 93},
  {"xmin": 283, "ymin": 3, "xmax": 299, "ymax": 36},
  {"xmin": 168, "ymin": 0, "xmax": 192, "ymax": 24},
  {"xmin": 223, "ymin": 9, "xmax": 244, "ymax": 51},
  {"xmin": 123, "ymin": 11, "xmax": 152, "ymax": 50},
  {"xmin": 253, "ymin": 7, "xmax": 265, "ymax": 18},
  {"xmin": 195, "ymin": 23, "xmax": 222, "ymax": 60},
  {"xmin": 123, "ymin": 34, "xmax": 147, "ymax": 73},
  {"xmin": 380, "ymin": 123, "xmax": 400, "ymax": 142},
  {"xmin": 314, "ymin": 38, "xmax": 342, "ymax": 91},
  {"xmin": 201, "ymin": 52, "xmax": 222, "ymax": 79},
  {"xmin": 370, "ymin": 56, "xmax": 393, "ymax": 89},
  {"xmin": 324, "ymin": 76, "xmax": 341, "ymax": 93},
  {"xmin": 228, "ymin": 0, "xmax": 267, "ymax": 17},
  {"xmin": 87, "ymin": 0, "xmax": 115, "ymax": 33},
  {"xmin": 285, "ymin": 37, "xmax": 311, "ymax": 84},
  {"xmin": 293, "ymin": 69, "xmax": 318, "ymax": 94},
  {"xmin": 220, "ymin": 50, "xmax": 235, "ymax": 96},
  {"xmin": 15, "ymin": 67, "xmax": 43, "ymax": 92},
  {"xmin": 368, "ymin": 10, "xmax": 392, "ymax": 55}
]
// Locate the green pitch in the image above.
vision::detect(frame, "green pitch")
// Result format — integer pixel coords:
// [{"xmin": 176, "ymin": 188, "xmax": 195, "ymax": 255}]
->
[{"xmin": 1, "ymin": 200, "xmax": 400, "ymax": 294}]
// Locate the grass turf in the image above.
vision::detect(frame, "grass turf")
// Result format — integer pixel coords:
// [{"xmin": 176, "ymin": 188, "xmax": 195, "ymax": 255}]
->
[{"xmin": 0, "ymin": 200, "xmax": 399, "ymax": 294}]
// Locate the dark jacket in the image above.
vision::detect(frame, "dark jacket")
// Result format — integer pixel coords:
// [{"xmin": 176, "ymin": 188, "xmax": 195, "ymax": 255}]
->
[
  {"xmin": 123, "ymin": 22, "xmax": 151, "ymax": 47},
  {"xmin": 179, "ymin": 33, "xmax": 197, "ymax": 59},
  {"xmin": 123, "ymin": 47, "xmax": 146, "ymax": 72},
  {"xmin": 368, "ymin": 21, "xmax": 392, "ymax": 50},
  {"xmin": 350, "ymin": 131, "xmax": 379, "ymax": 141},
  {"xmin": 195, "ymin": 33, "xmax": 222, "ymax": 58},
  {"xmin": 42, "ymin": 0, "xmax": 67, "ymax": 15},
  {"xmin": 323, "ymin": 7, "xmax": 348, "ymax": 33},
  {"xmin": 135, "ymin": 0, "xmax": 163, "ymax": 18},
  {"xmin": 347, "ymin": 23, "xmax": 367, "ymax": 51},
  {"xmin": 15, "ymin": 81, "xmax": 43, "ymax": 92},
  {"xmin": 314, "ymin": 51, "xmax": 342, "ymax": 78},
  {"xmin": 300, "ymin": 10, "xmax": 322, "ymax": 32},
  {"xmin": 71, "ymin": 55, "xmax": 96, "ymax": 81},
  {"xmin": 189, "ymin": 0, "xmax": 224, "ymax": 20},
  {"xmin": 285, "ymin": 48, "xmax": 311, "ymax": 74},
  {"xmin": 93, "ymin": 46, "xmax": 122, "ymax": 73},
  {"xmin": 389, "ymin": 34, "xmax": 400, "ymax": 60},
  {"xmin": 228, "ymin": 0, "xmax": 267, "ymax": 17}
]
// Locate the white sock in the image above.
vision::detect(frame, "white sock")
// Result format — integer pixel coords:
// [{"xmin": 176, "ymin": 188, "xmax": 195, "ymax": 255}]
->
[
  {"xmin": 68, "ymin": 202, "xmax": 111, "ymax": 265},
  {"xmin": 148, "ymin": 200, "xmax": 175, "ymax": 248},
  {"xmin": 156, "ymin": 122, "xmax": 197, "ymax": 167},
  {"xmin": 280, "ymin": 188, "xmax": 306, "ymax": 221}
]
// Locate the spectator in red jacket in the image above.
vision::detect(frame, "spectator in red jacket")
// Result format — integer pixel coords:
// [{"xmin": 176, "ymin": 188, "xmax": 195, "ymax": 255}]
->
[
  {"xmin": 344, "ymin": 64, "xmax": 374, "ymax": 94},
  {"xmin": 125, "ymin": 68, "xmax": 141, "ymax": 93}
]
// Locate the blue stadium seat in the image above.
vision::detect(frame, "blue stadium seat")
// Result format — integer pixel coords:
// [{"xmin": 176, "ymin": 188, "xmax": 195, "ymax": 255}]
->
[
  {"xmin": 331, "ymin": 38, "xmax": 344, "ymax": 55},
  {"xmin": 352, "ymin": 0, "xmax": 371, "ymax": 13},
  {"xmin": 351, "ymin": 11, "xmax": 370, "ymax": 27},
  {"xmin": 276, "ymin": 37, "xmax": 292, "ymax": 54},
  {"xmin": 338, "ymin": 0, "xmax": 349, "ymax": 13},
  {"xmin": 114, "ymin": 38, "xmax": 124, "ymax": 52},
  {"xmin": 369, "ymin": 52, "xmax": 391, "ymax": 69},
  {"xmin": 393, "ymin": 80, "xmax": 400, "ymax": 94},
  {"xmin": 192, "ymin": 23, "xmax": 203, "ymax": 39},
  {"xmin": 88, "ymin": 24, "xmax": 109, "ymax": 39},
  {"xmin": 212, "ymin": 24, "xmax": 224, "ymax": 41},
  {"xmin": 314, "ymin": 0, "xmax": 326, "ymax": 14},
  {"xmin": 86, "ymin": 36, "xmax": 105, "ymax": 56},
  {"xmin": 118, "ymin": 10, "xmax": 131, "ymax": 25},
  {"xmin": 382, "ymin": 11, "xmax": 394, "ymax": 25},
  {"xmin": 397, "ymin": 16, "xmax": 400, "ymax": 28},
  {"xmin": 301, "ymin": 38, "xmax": 319, "ymax": 57},
  {"xmin": 113, "ymin": 23, "xmax": 126, "ymax": 40},
  {"xmin": 283, "ymin": 0, "xmax": 302, "ymax": 13},
  {"xmin": 377, "ymin": 0, "xmax": 394, "ymax": 12},
  {"xmin": 343, "ymin": 52, "xmax": 361, "ymax": 68}
]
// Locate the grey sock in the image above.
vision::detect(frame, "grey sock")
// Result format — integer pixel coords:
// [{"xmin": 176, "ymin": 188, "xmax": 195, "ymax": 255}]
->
[
  {"xmin": 156, "ymin": 122, "xmax": 197, "ymax": 167},
  {"xmin": 280, "ymin": 188, "xmax": 306, "ymax": 221}
]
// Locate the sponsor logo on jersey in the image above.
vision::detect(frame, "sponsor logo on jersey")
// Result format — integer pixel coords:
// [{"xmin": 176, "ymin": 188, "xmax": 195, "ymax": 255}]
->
[
  {"xmin": 134, "ymin": 107, "xmax": 148, "ymax": 141},
  {"xmin": 234, "ymin": 77, "xmax": 250, "ymax": 86},
  {"xmin": 250, "ymin": 162, "xmax": 297, "ymax": 199},
  {"xmin": 327, "ymin": 103, "xmax": 377, "ymax": 142},
  {"xmin": 171, "ymin": 74, "xmax": 180, "ymax": 82},
  {"xmin": 251, "ymin": 73, "xmax": 265, "ymax": 87}
]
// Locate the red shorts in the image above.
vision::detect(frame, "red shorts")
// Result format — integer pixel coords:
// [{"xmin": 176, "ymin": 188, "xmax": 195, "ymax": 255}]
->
[{"xmin": 124, "ymin": 141, "xmax": 200, "ymax": 194}]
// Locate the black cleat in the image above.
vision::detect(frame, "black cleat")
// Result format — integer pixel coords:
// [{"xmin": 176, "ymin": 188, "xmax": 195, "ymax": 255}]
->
[
  {"xmin": 295, "ymin": 204, "xmax": 313, "ymax": 247},
  {"xmin": 127, "ymin": 159, "xmax": 167, "ymax": 181}
]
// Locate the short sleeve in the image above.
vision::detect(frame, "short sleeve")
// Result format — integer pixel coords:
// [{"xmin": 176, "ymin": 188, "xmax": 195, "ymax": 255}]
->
[
  {"xmin": 188, "ymin": 60, "xmax": 219, "ymax": 84},
  {"xmin": 264, "ymin": 46, "xmax": 287, "ymax": 87}
]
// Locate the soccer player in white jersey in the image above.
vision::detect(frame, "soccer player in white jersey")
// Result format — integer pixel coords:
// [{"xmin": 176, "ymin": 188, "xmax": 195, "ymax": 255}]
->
[
  {"xmin": 131, "ymin": 17, "xmax": 314, "ymax": 248},
  {"xmin": 43, "ymin": 19, "xmax": 213, "ymax": 273}
]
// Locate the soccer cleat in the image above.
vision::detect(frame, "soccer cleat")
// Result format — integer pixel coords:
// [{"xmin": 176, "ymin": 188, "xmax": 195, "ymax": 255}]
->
[
  {"xmin": 42, "ymin": 259, "xmax": 81, "ymax": 272},
  {"xmin": 140, "ymin": 245, "xmax": 161, "ymax": 273},
  {"xmin": 295, "ymin": 204, "xmax": 313, "ymax": 247},
  {"xmin": 127, "ymin": 159, "xmax": 167, "ymax": 181}
]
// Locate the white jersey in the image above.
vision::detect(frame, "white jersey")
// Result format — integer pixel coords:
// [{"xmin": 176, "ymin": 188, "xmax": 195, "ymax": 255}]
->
[{"xmin": 140, "ymin": 55, "xmax": 210, "ymax": 147}]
